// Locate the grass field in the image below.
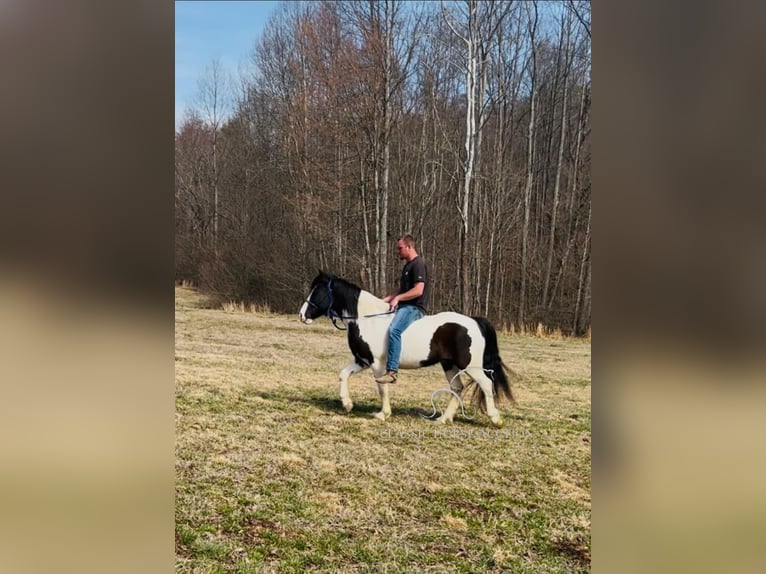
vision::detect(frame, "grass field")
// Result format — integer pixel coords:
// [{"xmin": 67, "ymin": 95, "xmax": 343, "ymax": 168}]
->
[{"xmin": 175, "ymin": 286, "xmax": 591, "ymax": 573}]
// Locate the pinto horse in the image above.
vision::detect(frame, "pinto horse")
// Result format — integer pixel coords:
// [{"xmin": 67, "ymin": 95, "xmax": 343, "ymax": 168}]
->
[{"xmin": 299, "ymin": 271, "xmax": 514, "ymax": 427}]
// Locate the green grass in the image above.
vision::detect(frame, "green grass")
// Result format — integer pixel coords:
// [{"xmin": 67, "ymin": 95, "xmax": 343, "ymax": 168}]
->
[{"xmin": 176, "ymin": 286, "xmax": 591, "ymax": 573}]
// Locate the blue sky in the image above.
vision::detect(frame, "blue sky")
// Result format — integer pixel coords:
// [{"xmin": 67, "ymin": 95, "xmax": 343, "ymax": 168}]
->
[{"xmin": 175, "ymin": 1, "xmax": 282, "ymax": 129}]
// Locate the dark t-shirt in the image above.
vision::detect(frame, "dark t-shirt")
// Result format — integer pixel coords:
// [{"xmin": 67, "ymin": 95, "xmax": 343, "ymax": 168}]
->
[{"xmin": 398, "ymin": 256, "xmax": 429, "ymax": 313}]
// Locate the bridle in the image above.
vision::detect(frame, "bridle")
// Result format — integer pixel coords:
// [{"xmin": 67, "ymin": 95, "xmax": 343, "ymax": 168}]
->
[
  {"xmin": 304, "ymin": 279, "xmax": 393, "ymax": 331},
  {"xmin": 304, "ymin": 279, "xmax": 350, "ymax": 330}
]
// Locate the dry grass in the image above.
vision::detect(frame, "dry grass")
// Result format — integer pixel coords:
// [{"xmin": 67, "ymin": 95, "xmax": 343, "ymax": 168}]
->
[
  {"xmin": 505, "ymin": 322, "xmax": 571, "ymax": 340},
  {"xmin": 221, "ymin": 301, "xmax": 275, "ymax": 315},
  {"xmin": 175, "ymin": 286, "xmax": 591, "ymax": 573}
]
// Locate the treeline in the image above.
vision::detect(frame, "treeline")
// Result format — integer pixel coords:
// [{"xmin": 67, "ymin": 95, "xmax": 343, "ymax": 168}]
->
[{"xmin": 175, "ymin": 0, "xmax": 591, "ymax": 334}]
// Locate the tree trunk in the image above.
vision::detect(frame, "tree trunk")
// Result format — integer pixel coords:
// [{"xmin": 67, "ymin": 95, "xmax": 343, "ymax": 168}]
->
[
  {"xmin": 519, "ymin": 2, "xmax": 538, "ymax": 328},
  {"xmin": 552, "ymin": 80, "xmax": 588, "ymax": 308},
  {"xmin": 574, "ymin": 202, "xmax": 591, "ymax": 334},
  {"xmin": 378, "ymin": 0, "xmax": 394, "ymax": 294},
  {"xmin": 459, "ymin": 0, "xmax": 478, "ymax": 314},
  {"xmin": 472, "ymin": 42, "xmax": 490, "ymax": 315},
  {"xmin": 360, "ymin": 158, "xmax": 373, "ymax": 288},
  {"xmin": 542, "ymin": 20, "xmax": 572, "ymax": 310},
  {"xmin": 373, "ymin": 149, "xmax": 381, "ymax": 293}
]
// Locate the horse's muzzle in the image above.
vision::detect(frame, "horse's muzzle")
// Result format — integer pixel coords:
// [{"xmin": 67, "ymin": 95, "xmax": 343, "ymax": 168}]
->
[{"xmin": 298, "ymin": 301, "xmax": 313, "ymax": 324}]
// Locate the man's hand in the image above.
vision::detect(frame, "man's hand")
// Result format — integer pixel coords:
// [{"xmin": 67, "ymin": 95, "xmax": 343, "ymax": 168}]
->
[{"xmin": 388, "ymin": 296, "xmax": 399, "ymax": 310}]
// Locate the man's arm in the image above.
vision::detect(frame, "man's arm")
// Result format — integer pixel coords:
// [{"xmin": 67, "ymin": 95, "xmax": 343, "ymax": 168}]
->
[{"xmin": 388, "ymin": 282, "xmax": 424, "ymax": 309}]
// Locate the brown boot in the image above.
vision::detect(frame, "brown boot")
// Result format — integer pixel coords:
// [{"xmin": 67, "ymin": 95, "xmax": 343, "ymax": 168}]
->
[{"xmin": 375, "ymin": 370, "xmax": 398, "ymax": 384}]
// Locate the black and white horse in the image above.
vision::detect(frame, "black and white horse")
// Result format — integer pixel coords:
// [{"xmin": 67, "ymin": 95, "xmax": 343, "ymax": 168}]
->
[{"xmin": 299, "ymin": 271, "xmax": 514, "ymax": 427}]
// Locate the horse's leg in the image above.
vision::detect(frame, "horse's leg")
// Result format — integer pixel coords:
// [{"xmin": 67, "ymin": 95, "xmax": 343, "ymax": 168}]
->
[
  {"xmin": 374, "ymin": 383, "xmax": 392, "ymax": 421},
  {"xmin": 339, "ymin": 361, "xmax": 366, "ymax": 413},
  {"xmin": 469, "ymin": 368, "xmax": 503, "ymax": 427},
  {"xmin": 371, "ymin": 362, "xmax": 391, "ymax": 421},
  {"xmin": 436, "ymin": 367, "xmax": 464, "ymax": 424}
]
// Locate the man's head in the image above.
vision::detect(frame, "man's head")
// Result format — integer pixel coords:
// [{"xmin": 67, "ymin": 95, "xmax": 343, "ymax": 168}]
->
[{"xmin": 396, "ymin": 235, "xmax": 418, "ymax": 262}]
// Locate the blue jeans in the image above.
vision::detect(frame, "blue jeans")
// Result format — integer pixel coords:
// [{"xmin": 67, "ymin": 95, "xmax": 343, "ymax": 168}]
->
[{"xmin": 386, "ymin": 305, "xmax": 424, "ymax": 372}]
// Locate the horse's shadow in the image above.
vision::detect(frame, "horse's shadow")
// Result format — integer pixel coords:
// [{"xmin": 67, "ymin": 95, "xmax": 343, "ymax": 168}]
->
[
  {"xmin": 252, "ymin": 389, "xmax": 526, "ymax": 426},
  {"xmin": 289, "ymin": 393, "xmax": 428, "ymax": 420}
]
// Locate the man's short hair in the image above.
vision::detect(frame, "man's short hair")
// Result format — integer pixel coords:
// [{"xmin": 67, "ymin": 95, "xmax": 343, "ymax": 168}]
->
[{"xmin": 399, "ymin": 234, "xmax": 416, "ymax": 248}]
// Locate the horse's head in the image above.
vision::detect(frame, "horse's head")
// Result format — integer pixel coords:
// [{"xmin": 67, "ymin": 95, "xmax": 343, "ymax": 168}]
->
[{"xmin": 299, "ymin": 271, "xmax": 335, "ymax": 324}]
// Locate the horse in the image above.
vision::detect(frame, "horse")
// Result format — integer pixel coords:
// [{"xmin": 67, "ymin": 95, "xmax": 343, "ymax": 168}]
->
[{"xmin": 298, "ymin": 271, "xmax": 514, "ymax": 427}]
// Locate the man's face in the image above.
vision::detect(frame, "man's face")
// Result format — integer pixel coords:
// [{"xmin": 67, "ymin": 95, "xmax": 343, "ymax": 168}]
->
[{"xmin": 396, "ymin": 240, "xmax": 409, "ymax": 260}]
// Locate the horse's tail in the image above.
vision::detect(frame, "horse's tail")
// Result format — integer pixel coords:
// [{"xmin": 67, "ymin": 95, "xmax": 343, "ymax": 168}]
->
[{"xmin": 469, "ymin": 316, "xmax": 515, "ymax": 411}]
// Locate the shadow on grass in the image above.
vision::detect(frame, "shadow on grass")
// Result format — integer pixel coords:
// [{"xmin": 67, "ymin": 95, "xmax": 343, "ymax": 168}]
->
[
  {"xmin": 283, "ymin": 392, "xmax": 429, "ymax": 419},
  {"xmin": 250, "ymin": 389, "xmax": 528, "ymax": 426},
  {"xmin": 551, "ymin": 536, "xmax": 591, "ymax": 569}
]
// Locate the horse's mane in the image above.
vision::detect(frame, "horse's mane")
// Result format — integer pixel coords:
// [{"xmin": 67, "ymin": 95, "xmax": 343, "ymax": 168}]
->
[{"xmin": 313, "ymin": 271, "xmax": 363, "ymax": 317}]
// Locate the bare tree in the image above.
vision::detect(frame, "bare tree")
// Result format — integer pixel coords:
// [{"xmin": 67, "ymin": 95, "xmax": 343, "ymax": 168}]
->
[
  {"xmin": 542, "ymin": 7, "xmax": 574, "ymax": 310},
  {"xmin": 175, "ymin": 110, "xmax": 213, "ymax": 276},
  {"xmin": 518, "ymin": 0, "xmax": 538, "ymax": 328},
  {"xmin": 567, "ymin": 0, "xmax": 590, "ymax": 39},
  {"xmin": 196, "ymin": 58, "xmax": 229, "ymax": 255},
  {"xmin": 442, "ymin": 0, "xmax": 509, "ymax": 314},
  {"xmin": 574, "ymin": 200, "xmax": 591, "ymax": 334}
]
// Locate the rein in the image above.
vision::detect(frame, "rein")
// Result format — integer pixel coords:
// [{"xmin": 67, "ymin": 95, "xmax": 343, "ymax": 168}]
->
[{"xmin": 420, "ymin": 367, "xmax": 497, "ymax": 422}]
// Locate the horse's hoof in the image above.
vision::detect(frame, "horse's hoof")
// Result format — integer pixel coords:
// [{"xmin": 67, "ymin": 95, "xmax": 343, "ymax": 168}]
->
[
  {"xmin": 435, "ymin": 416, "xmax": 452, "ymax": 425},
  {"xmin": 373, "ymin": 411, "xmax": 390, "ymax": 421},
  {"xmin": 491, "ymin": 416, "xmax": 504, "ymax": 428},
  {"xmin": 342, "ymin": 400, "xmax": 353, "ymax": 413}
]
